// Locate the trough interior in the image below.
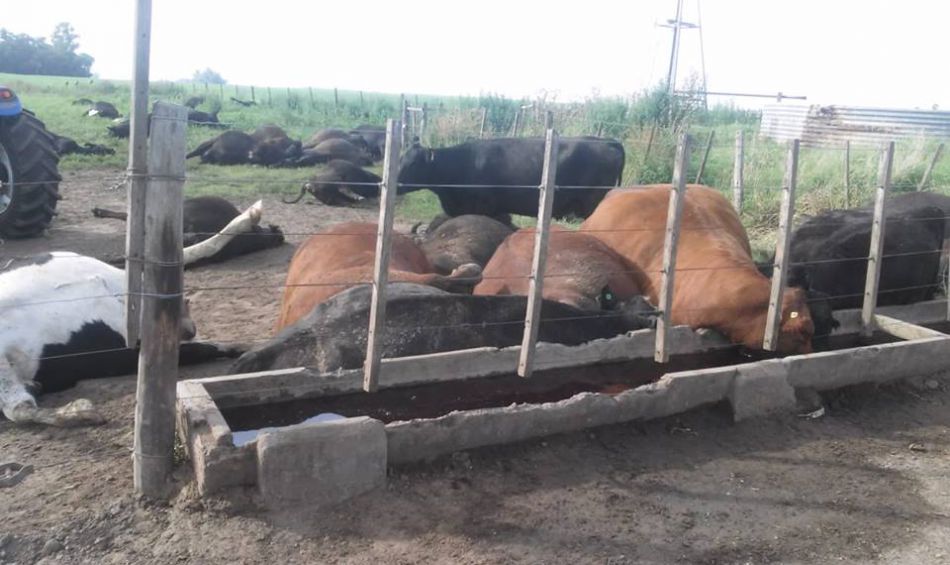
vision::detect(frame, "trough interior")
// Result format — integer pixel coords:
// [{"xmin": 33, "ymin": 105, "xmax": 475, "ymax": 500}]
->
[{"xmin": 222, "ymin": 330, "xmax": 908, "ymax": 432}]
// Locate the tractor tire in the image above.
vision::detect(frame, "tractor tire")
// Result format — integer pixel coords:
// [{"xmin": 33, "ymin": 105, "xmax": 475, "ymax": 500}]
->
[{"xmin": 0, "ymin": 111, "xmax": 62, "ymax": 239}]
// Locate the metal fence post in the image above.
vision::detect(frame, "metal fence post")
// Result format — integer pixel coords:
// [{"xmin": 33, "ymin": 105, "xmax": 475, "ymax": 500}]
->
[
  {"xmin": 133, "ymin": 102, "xmax": 187, "ymax": 498},
  {"xmin": 763, "ymin": 139, "xmax": 800, "ymax": 351},
  {"xmin": 861, "ymin": 142, "xmax": 895, "ymax": 336},
  {"xmin": 518, "ymin": 129, "xmax": 559, "ymax": 378},
  {"xmin": 655, "ymin": 133, "xmax": 692, "ymax": 363},
  {"xmin": 363, "ymin": 120, "xmax": 403, "ymax": 392}
]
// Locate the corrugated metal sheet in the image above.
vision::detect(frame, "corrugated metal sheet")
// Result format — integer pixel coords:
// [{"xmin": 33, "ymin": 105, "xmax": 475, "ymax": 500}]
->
[{"xmin": 759, "ymin": 104, "xmax": 950, "ymax": 147}]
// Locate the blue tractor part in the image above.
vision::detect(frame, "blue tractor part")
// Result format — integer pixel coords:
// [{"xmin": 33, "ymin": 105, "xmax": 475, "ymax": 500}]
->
[
  {"xmin": 0, "ymin": 86, "xmax": 23, "ymax": 117},
  {"xmin": 0, "ymin": 86, "xmax": 61, "ymax": 238}
]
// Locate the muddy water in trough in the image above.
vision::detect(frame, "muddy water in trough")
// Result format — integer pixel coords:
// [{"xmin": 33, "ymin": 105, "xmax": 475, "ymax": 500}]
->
[{"xmin": 223, "ymin": 331, "xmax": 909, "ymax": 434}]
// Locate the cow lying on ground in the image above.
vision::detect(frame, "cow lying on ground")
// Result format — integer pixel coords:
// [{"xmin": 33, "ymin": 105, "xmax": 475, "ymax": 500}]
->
[
  {"xmin": 281, "ymin": 138, "xmax": 373, "ymax": 168},
  {"xmin": 775, "ymin": 198, "xmax": 946, "ymax": 310},
  {"xmin": 414, "ymin": 214, "xmax": 514, "ymax": 275},
  {"xmin": 350, "ymin": 124, "xmax": 386, "ymax": 161},
  {"xmin": 275, "ymin": 222, "xmax": 483, "ymax": 331},
  {"xmin": 393, "ymin": 136, "xmax": 625, "ymax": 218},
  {"xmin": 91, "ymin": 196, "xmax": 285, "ymax": 268},
  {"xmin": 0, "ymin": 252, "xmax": 240, "ymax": 427},
  {"xmin": 233, "ymin": 283, "xmax": 657, "ymax": 374},
  {"xmin": 581, "ymin": 185, "xmax": 823, "ymax": 354},
  {"xmin": 85, "ymin": 101, "xmax": 120, "ymax": 119},
  {"xmin": 49, "ymin": 132, "xmax": 115, "ymax": 156},
  {"xmin": 284, "ymin": 159, "xmax": 382, "ymax": 205},
  {"xmin": 187, "ymin": 125, "xmax": 302, "ymax": 165},
  {"xmin": 475, "ymin": 225, "xmax": 650, "ymax": 312}
]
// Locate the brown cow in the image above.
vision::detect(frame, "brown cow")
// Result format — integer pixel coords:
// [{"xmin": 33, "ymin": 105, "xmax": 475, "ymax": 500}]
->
[
  {"xmin": 276, "ymin": 222, "xmax": 483, "ymax": 330},
  {"xmin": 474, "ymin": 226, "xmax": 649, "ymax": 311},
  {"xmin": 580, "ymin": 185, "xmax": 815, "ymax": 353}
]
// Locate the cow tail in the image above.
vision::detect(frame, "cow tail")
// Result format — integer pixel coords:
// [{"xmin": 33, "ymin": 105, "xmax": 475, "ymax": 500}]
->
[{"xmin": 616, "ymin": 143, "xmax": 625, "ymax": 187}]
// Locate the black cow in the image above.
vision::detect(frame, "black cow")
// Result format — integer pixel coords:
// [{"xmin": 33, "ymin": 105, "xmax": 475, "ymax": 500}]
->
[
  {"xmin": 49, "ymin": 133, "xmax": 115, "ymax": 156},
  {"xmin": 187, "ymin": 130, "xmax": 256, "ymax": 164},
  {"xmin": 396, "ymin": 137, "xmax": 625, "ymax": 218},
  {"xmin": 184, "ymin": 96, "xmax": 205, "ymax": 109},
  {"xmin": 284, "ymin": 159, "xmax": 382, "ymax": 205},
  {"xmin": 349, "ymin": 124, "xmax": 386, "ymax": 161},
  {"xmin": 248, "ymin": 124, "xmax": 302, "ymax": 165},
  {"xmin": 187, "ymin": 109, "xmax": 222, "ymax": 126},
  {"xmin": 230, "ymin": 283, "xmax": 656, "ymax": 374},
  {"xmin": 85, "ymin": 101, "xmax": 120, "ymax": 119},
  {"xmin": 777, "ymin": 198, "xmax": 946, "ymax": 310},
  {"xmin": 415, "ymin": 214, "xmax": 515, "ymax": 275},
  {"xmin": 281, "ymin": 138, "xmax": 373, "ymax": 168}
]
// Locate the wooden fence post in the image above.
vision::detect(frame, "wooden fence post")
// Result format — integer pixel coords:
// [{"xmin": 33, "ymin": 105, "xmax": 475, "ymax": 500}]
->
[
  {"xmin": 218, "ymin": 83, "xmax": 223, "ymax": 99},
  {"xmin": 732, "ymin": 130, "xmax": 745, "ymax": 212},
  {"xmin": 510, "ymin": 108, "xmax": 522, "ymax": 137},
  {"xmin": 334, "ymin": 87, "xmax": 339, "ymax": 107},
  {"xmin": 308, "ymin": 87, "xmax": 315, "ymax": 107},
  {"xmin": 544, "ymin": 110, "xmax": 554, "ymax": 131},
  {"xmin": 844, "ymin": 140, "xmax": 851, "ymax": 207},
  {"xmin": 694, "ymin": 130, "xmax": 715, "ymax": 184},
  {"xmin": 861, "ymin": 141, "xmax": 895, "ymax": 337},
  {"xmin": 763, "ymin": 139, "xmax": 800, "ymax": 351},
  {"xmin": 643, "ymin": 122, "xmax": 658, "ymax": 159},
  {"xmin": 400, "ymin": 96, "xmax": 409, "ymax": 146},
  {"xmin": 479, "ymin": 107, "xmax": 488, "ymax": 138},
  {"xmin": 265, "ymin": 87, "xmax": 271, "ymax": 105},
  {"xmin": 595, "ymin": 122, "xmax": 604, "ymax": 138},
  {"xmin": 234, "ymin": 85, "xmax": 239, "ymax": 97},
  {"xmin": 359, "ymin": 90, "xmax": 364, "ymax": 108},
  {"xmin": 655, "ymin": 133, "xmax": 692, "ymax": 363},
  {"xmin": 133, "ymin": 102, "xmax": 187, "ymax": 498},
  {"xmin": 918, "ymin": 142, "xmax": 945, "ymax": 191},
  {"xmin": 518, "ymin": 129, "xmax": 560, "ymax": 378},
  {"xmin": 363, "ymin": 120, "xmax": 403, "ymax": 392},
  {"xmin": 420, "ymin": 102, "xmax": 428, "ymax": 142},
  {"xmin": 125, "ymin": 0, "xmax": 152, "ymax": 347},
  {"xmin": 250, "ymin": 86, "xmax": 255, "ymax": 103}
]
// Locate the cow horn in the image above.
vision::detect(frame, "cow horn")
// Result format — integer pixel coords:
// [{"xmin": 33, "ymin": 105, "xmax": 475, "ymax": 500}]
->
[{"xmin": 283, "ymin": 184, "xmax": 310, "ymax": 204}]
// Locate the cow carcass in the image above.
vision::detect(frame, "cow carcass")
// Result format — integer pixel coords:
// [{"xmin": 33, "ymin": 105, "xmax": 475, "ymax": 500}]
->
[
  {"xmin": 475, "ymin": 225, "xmax": 650, "ymax": 312},
  {"xmin": 85, "ymin": 101, "xmax": 120, "ymax": 119},
  {"xmin": 0, "ymin": 252, "xmax": 238, "ymax": 427},
  {"xmin": 275, "ymin": 221, "xmax": 482, "ymax": 330},
  {"xmin": 187, "ymin": 125, "xmax": 302, "ymax": 166},
  {"xmin": 415, "ymin": 214, "xmax": 514, "ymax": 275},
  {"xmin": 581, "ymin": 185, "xmax": 825, "ymax": 354},
  {"xmin": 395, "ymin": 137, "xmax": 625, "ymax": 218},
  {"xmin": 232, "ymin": 283, "xmax": 657, "ymax": 374},
  {"xmin": 777, "ymin": 198, "xmax": 946, "ymax": 310},
  {"xmin": 285, "ymin": 159, "xmax": 381, "ymax": 205}
]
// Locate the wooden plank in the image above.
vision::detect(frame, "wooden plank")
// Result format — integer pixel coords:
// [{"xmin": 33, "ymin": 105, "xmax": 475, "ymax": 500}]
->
[
  {"xmin": 479, "ymin": 107, "xmax": 488, "ymax": 138},
  {"xmin": 518, "ymin": 129, "xmax": 560, "ymax": 378},
  {"xmin": 918, "ymin": 142, "xmax": 944, "ymax": 191},
  {"xmin": 844, "ymin": 140, "xmax": 851, "ymax": 207},
  {"xmin": 544, "ymin": 110, "xmax": 554, "ymax": 131},
  {"xmin": 874, "ymin": 314, "xmax": 948, "ymax": 341},
  {"xmin": 861, "ymin": 141, "xmax": 895, "ymax": 336},
  {"xmin": 133, "ymin": 102, "xmax": 188, "ymax": 498},
  {"xmin": 694, "ymin": 130, "xmax": 715, "ymax": 184},
  {"xmin": 124, "ymin": 0, "xmax": 152, "ymax": 347},
  {"xmin": 763, "ymin": 140, "xmax": 800, "ymax": 351},
  {"xmin": 732, "ymin": 130, "xmax": 745, "ymax": 212},
  {"xmin": 363, "ymin": 120, "xmax": 403, "ymax": 392},
  {"xmin": 655, "ymin": 133, "xmax": 692, "ymax": 362}
]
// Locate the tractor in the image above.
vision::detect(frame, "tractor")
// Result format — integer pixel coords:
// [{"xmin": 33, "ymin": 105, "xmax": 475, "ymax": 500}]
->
[{"xmin": 0, "ymin": 86, "xmax": 61, "ymax": 238}]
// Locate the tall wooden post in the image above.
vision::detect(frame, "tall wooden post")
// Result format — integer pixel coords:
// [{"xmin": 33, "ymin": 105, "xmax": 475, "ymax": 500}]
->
[
  {"xmin": 420, "ymin": 102, "xmax": 428, "ymax": 142},
  {"xmin": 359, "ymin": 90, "xmax": 364, "ymax": 108},
  {"xmin": 218, "ymin": 83, "xmax": 223, "ymax": 99},
  {"xmin": 544, "ymin": 110, "xmax": 554, "ymax": 131},
  {"xmin": 334, "ymin": 87, "xmax": 339, "ymax": 108},
  {"xmin": 694, "ymin": 130, "xmax": 715, "ymax": 184},
  {"xmin": 125, "ymin": 0, "xmax": 152, "ymax": 346},
  {"xmin": 844, "ymin": 140, "xmax": 851, "ymax": 207},
  {"xmin": 763, "ymin": 140, "xmax": 800, "ymax": 351},
  {"xmin": 918, "ymin": 142, "xmax": 945, "ymax": 191},
  {"xmin": 510, "ymin": 108, "xmax": 522, "ymax": 137},
  {"xmin": 655, "ymin": 133, "xmax": 692, "ymax": 363},
  {"xmin": 250, "ymin": 86, "xmax": 256, "ymax": 103},
  {"xmin": 518, "ymin": 129, "xmax": 559, "ymax": 378},
  {"xmin": 479, "ymin": 107, "xmax": 488, "ymax": 138},
  {"xmin": 732, "ymin": 130, "xmax": 745, "ymax": 212},
  {"xmin": 266, "ymin": 87, "xmax": 272, "ymax": 105},
  {"xmin": 309, "ymin": 87, "xmax": 315, "ymax": 107},
  {"xmin": 133, "ymin": 102, "xmax": 187, "ymax": 498},
  {"xmin": 861, "ymin": 142, "xmax": 895, "ymax": 337},
  {"xmin": 400, "ymin": 96, "xmax": 409, "ymax": 146},
  {"xmin": 363, "ymin": 120, "xmax": 402, "ymax": 392}
]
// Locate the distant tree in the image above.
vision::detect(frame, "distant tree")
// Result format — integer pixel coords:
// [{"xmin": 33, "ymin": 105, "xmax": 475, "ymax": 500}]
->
[
  {"xmin": 0, "ymin": 23, "xmax": 93, "ymax": 77},
  {"xmin": 192, "ymin": 68, "xmax": 226, "ymax": 85}
]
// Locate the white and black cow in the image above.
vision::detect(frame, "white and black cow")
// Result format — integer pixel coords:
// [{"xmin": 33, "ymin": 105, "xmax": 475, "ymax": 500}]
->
[{"xmin": 0, "ymin": 252, "xmax": 219, "ymax": 426}]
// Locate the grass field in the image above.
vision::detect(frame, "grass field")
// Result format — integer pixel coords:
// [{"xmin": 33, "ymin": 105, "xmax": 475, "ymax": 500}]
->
[{"xmin": 4, "ymin": 70, "xmax": 949, "ymax": 241}]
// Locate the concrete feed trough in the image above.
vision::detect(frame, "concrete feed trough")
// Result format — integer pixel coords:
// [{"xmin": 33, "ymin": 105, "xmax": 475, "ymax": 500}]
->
[{"xmin": 178, "ymin": 300, "xmax": 950, "ymax": 509}]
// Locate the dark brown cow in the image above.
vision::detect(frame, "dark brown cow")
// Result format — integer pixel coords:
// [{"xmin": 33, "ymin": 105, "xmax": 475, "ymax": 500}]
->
[
  {"xmin": 474, "ymin": 225, "xmax": 649, "ymax": 311},
  {"xmin": 581, "ymin": 185, "xmax": 816, "ymax": 354},
  {"xmin": 275, "ymin": 222, "xmax": 482, "ymax": 330}
]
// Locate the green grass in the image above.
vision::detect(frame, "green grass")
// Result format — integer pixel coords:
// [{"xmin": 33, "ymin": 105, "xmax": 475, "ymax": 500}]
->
[{"xmin": 4, "ymin": 71, "xmax": 950, "ymax": 232}]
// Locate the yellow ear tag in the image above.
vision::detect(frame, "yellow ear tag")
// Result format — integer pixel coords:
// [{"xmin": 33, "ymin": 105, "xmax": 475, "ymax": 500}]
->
[{"xmin": 790, "ymin": 311, "xmax": 799, "ymax": 319}]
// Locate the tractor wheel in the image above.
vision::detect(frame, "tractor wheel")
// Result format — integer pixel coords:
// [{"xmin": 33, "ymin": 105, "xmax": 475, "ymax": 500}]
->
[{"xmin": 0, "ymin": 111, "xmax": 61, "ymax": 239}]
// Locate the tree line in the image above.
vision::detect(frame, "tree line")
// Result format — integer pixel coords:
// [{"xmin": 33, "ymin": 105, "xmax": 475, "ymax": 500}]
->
[{"xmin": 0, "ymin": 23, "xmax": 94, "ymax": 77}]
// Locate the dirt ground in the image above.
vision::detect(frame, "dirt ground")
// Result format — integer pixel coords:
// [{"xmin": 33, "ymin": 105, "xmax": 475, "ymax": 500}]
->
[{"xmin": 2, "ymin": 168, "xmax": 950, "ymax": 565}]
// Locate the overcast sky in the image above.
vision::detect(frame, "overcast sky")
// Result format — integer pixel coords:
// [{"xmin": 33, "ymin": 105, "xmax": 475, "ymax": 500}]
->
[{"xmin": 4, "ymin": 0, "xmax": 947, "ymax": 109}]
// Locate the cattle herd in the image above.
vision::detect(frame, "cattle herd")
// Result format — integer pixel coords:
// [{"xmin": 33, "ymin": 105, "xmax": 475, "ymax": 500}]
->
[{"xmin": 2, "ymin": 112, "xmax": 950, "ymax": 428}]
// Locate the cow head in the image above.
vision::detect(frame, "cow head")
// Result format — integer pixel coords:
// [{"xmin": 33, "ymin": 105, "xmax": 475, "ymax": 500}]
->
[
  {"xmin": 775, "ymin": 287, "xmax": 816, "ymax": 354},
  {"xmin": 398, "ymin": 141, "xmax": 434, "ymax": 185}
]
